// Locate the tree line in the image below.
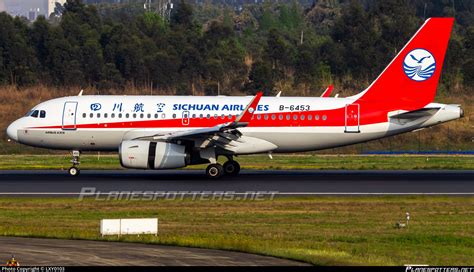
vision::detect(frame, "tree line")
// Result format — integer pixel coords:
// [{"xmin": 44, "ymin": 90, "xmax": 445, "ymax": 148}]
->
[{"xmin": 0, "ymin": 0, "xmax": 472, "ymax": 96}]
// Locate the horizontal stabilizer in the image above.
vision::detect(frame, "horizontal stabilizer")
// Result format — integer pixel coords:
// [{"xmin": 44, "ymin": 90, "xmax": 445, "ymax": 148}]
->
[
  {"xmin": 389, "ymin": 107, "xmax": 440, "ymax": 125},
  {"xmin": 390, "ymin": 108, "xmax": 440, "ymax": 119},
  {"xmin": 320, "ymin": 85, "xmax": 334, "ymax": 97}
]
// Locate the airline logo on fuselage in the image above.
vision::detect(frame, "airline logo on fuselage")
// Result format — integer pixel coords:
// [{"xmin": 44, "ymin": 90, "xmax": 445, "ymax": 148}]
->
[
  {"xmin": 90, "ymin": 103, "xmax": 102, "ymax": 111},
  {"xmin": 86, "ymin": 103, "xmax": 269, "ymax": 113},
  {"xmin": 173, "ymin": 104, "xmax": 269, "ymax": 112},
  {"xmin": 403, "ymin": 48, "xmax": 436, "ymax": 81}
]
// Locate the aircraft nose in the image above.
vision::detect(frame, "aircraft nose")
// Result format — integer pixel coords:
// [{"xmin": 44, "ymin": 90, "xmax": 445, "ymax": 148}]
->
[{"xmin": 6, "ymin": 121, "xmax": 19, "ymax": 142}]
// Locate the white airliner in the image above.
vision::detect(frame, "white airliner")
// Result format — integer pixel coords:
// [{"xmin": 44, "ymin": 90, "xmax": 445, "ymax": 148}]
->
[{"xmin": 6, "ymin": 18, "xmax": 463, "ymax": 178}]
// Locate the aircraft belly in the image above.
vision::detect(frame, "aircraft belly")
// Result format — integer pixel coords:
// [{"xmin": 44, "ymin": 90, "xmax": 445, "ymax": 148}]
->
[{"xmin": 18, "ymin": 122, "xmax": 395, "ymax": 153}]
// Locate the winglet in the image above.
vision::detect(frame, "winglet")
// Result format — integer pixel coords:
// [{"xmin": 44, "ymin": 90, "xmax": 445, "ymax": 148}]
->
[
  {"xmin": 235, "ymin": 92, "xmax": 263, "ymax": 124},
  {"xmin": 320, "ymin": 85, "xmax": 333, "ymax": 97}
]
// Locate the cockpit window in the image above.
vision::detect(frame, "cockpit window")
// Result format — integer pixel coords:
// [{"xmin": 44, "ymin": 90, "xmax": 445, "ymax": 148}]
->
[
  {"xmin": 31, "ymin": 110, "xmax": 39, "ymax": 118},
  {"xmin": 25, "ymin": 110, "xmax": 33, "ymax": 117},
  {"xmin": 40, "ymin": 110, "xmax": 46, "ymax": 118}
]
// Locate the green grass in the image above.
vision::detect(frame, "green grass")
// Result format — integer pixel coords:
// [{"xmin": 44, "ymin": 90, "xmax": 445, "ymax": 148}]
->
[
  {"xmin": 0, "ymin": 196, "xmax": 473, "ymax": 265},
  {"xmin": 0, "ymin": 154, "xmax": 473, "ymax": 170}
]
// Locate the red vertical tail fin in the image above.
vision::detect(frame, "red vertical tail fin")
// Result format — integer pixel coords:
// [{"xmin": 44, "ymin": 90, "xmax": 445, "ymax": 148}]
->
[{"xmin": 358, "ymin": 18, "xmax": 454, "ymax": 111}]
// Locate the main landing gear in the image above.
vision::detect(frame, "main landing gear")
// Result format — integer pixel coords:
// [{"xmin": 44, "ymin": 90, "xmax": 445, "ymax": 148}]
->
[
  {"xmin": 205, "ymin": 158, "xmax": 241, "ymax": 179},
  {"xmin": 68, "ymin": 150, "xmax": 81, "ymax": 176},
  {"xmin": 223, "ymin": 160, "xmax": 240, "ymax": 176}
]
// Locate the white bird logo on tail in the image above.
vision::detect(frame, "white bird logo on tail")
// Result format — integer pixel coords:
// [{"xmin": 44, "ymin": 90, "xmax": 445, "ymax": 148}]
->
[{"xmin": 403, "ymin": 49, "xmax": 436, "ymax": 82}]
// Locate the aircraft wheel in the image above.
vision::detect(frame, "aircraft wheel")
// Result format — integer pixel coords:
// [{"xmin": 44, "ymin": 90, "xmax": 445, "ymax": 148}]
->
[
  {"xmin": 68, "ymin": 167, "xmax": 80, "ymax": 177},
  {"xmin": 206, "ymin": 164, "xmax": 224, "ymax": 179},
  {"xmin": 223, "ymin": 160, "xmax": 240, "ymax": 176}
]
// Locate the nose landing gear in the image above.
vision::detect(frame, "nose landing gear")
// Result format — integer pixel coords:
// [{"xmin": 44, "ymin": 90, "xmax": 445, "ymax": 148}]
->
[{"xmin": 68, "ymin": 150, "xmax": 81, "ymax": 176}]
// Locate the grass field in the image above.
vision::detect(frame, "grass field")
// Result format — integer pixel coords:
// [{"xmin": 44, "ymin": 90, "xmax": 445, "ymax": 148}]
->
[
  {"xmin": 0, "ymin": 196, "xmax": 472, "ymax": 265},
  {"xmin": 0, "ymin": 154, "xmax": 472, "ymax": 170}
]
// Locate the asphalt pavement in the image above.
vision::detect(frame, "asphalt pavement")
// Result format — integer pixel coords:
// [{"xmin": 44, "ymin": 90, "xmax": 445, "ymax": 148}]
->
[
  {"xmin": 0, "ymin": 169, "xmax": 472, "ymax": 195},
  {"xmin": 0, "ymin": 237, "xmax": 307, "ymax": 266}
]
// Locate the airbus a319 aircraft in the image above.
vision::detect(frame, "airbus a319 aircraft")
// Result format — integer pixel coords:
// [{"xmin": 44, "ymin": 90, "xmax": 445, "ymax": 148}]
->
[{"xmin": 6, "ymin": 18, "xmax": 463, "ymax": 178}]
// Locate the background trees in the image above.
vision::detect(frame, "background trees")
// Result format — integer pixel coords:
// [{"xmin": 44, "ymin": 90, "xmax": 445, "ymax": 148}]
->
[{"xmin": 0, "ymin": 0, "xmax": 472, "ymax": 96}]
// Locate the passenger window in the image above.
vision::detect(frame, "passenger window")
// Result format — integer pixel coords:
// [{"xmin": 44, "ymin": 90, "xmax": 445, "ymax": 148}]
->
[
  {"xmin": 293, "ymin": 115, "xmax": 298, "ymax": 121},
  {"xmin": 279, "ymin": 114, "xmax": 283, "ymax": 120},
  {"xmin": 111, "ymin": 113, "xmax": 115, "ymax": 118},
  {"xmin": 257, "ymin": 115, "xmax": 261, "ymax": 120},
  {"xmin": 132, "ymin": 113, "xmax": 136, "ymax": 118},
  {"xmin": 200, "ymin": 114, "xmax": 203, "ymax": 119},
  {"xmin": 161, "ymin": 113, "xmax": 166, "ymax": 119},
  {"xmin": 172, "ymin": 113, "xmax": 176, "ymax": 119},
  {"xmin": 214, "ymin": 114, "xmax": 218, "ymax": 119},
  {"xmin": 192, "ymin": 114, "xmax": 196, "ymax": 118},
  {"xmin": 221, "ymin": 114, "xmax": 225, "ymax": 120},
  {"xmin": 147, "ymin": 113, "xmax": 151, "ymax": 118},
  {"xmin": 206, "ymin": 114, "xmax": 210, "ymax": 119},
  {"xmin": 228, "ymin": 114, "xmax": 233, "ymax": 120},
  {"xmin": 308, "ymin": 115, "xmax": 313, "ymax": 121},
  {"xmin": 154, "ymin": 113, "xmax": 158, "ymax": 118},
  {"xmin": 264, "ymin": 114, "xmax": 269, "ymax": 120},
  {"xmin": 104, "ymin": 113, "xmax": 108, "ymax": 118},
  {"xmin": 286, "ymin": 114, "xmax": 291, "ymax": 120},
  {"xmin": 97, "ymin": 113, "xmax": 101, "ymax": 118},
  {"xmin": 89, "ymin": 113, "xmax": 93, "ymax": 118},
  {"xmin": 40, "ymin": 110, "xmax": 46, "ymax": 118},
  {"xmin": 315, "ymin": 115, "xmax": 320, "ymax": 120},
  {"xmin": 322, "ymin": 115, "xmax": 327, "ymax": 121},
  {"xmin": 300, "ymin": 115, "xmax": 305, "ymax": 120},
  {"xmin": 271, "ymin": 114, "xmax": 276, "ymax": 120},
  {"xmin": 140, "ymin": 113, "xmax": 144, "ymax": 118},
  {"xmin": 125, "ymin": 113, "xmax": 129, "ymax": 118},
  {"xmin": 31, "ymin": 110, "xmax": 39, "ymax": 118},
  {"xmin": 118, "ymin": 113, "xmax": 122, "ymax": 118},
  {"xmin": 82, "ymin": 113, "xmax": 86, "ymax": 118}
]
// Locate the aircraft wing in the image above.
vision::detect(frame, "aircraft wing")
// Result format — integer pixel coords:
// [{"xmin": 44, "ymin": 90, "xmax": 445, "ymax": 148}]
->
[
  {"xmin": 153, "ymin": 122, "xmax": 241, "ymax": 141},
  {"xmin": 129, "ymin": 92, "xmax": 274, "ymax": 153}
]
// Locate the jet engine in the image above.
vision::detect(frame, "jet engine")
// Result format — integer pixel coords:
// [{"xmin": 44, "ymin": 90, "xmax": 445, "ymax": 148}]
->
[{"xmin": 119, "ymin": 140, "xmax": 188, "ymax": 169}]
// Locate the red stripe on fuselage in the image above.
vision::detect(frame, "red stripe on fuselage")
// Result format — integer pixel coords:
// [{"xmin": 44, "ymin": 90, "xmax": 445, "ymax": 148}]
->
[{"xmin": 30, "ymin": 108, "xmax": 387, "ymax": 129}]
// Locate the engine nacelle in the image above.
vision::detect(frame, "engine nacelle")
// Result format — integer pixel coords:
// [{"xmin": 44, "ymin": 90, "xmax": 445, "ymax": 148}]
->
[{"xmin": 119, "ymin": 141, "xmax": 187, "ymax": 169}]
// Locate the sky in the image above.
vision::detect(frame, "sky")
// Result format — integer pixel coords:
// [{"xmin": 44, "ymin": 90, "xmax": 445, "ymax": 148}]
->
[{"xmin": 2, "ymin": 0, "xmax": 49, "ymax": 17}]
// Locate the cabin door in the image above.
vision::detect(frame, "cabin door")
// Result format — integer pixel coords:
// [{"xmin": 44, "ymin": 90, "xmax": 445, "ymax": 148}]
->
[
  {"xmin": 62, "ymin": 102, "xmax": 78, "ymax": 130},
  {"xmin": 345, "ymin": 103, "xmax": 360, "ymax": 133}
]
